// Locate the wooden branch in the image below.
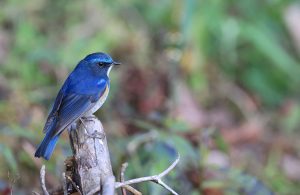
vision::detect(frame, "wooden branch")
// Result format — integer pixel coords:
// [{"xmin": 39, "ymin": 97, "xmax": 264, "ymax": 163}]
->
[
  {"xmin": 115, "ymin": 155, "xmax": 180, "ymax": 195},
  {"xmin": 69, "ymin": 115, "xmax": 115, "ymax": 195},
  {"xmin": 38, "ymin": 115, "xmax": 179, "ymax": 195}
]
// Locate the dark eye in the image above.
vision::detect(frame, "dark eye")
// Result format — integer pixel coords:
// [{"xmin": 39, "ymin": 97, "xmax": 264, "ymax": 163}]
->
[{"xmin": 98, "ymin": 62, "xmax": 104, "ymax": 66}]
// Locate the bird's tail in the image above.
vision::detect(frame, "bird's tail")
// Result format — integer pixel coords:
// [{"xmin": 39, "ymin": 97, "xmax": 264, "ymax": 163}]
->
[{"xmin": 34, "ymin": 131, "xmax": 60, "ymax": 160}]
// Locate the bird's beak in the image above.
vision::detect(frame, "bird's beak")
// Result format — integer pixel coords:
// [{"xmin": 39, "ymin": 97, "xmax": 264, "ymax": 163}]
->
[{"xmin": 113, "ymin": 61, "xmax": 121, "ymax": 65}]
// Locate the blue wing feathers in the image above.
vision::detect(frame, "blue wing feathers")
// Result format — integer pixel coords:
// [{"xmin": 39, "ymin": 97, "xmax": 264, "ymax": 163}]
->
[
  {"xmin": 54, "ymin": 94, "xmax": 93, "ymax": 136},
  {"xmin": 35, "ymin": 118, "xmax": 60, "ymax": 160},
  {"xmin": 43, "ymin": 135, "xmax": 59, "ymax": 160},
  {"xmin": 43, "ymin": 83, "xmax": 67, "ymax": 133}
]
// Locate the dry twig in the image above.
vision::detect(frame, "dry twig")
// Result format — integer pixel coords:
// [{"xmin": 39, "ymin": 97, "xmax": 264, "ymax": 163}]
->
[
  {"xmin": 62, "ymin": 172, "xmax": 68, "ymax": 195},
  {"xmin": 39, "ymin": 165, "xmax": 49, "ymax": 195},
  {"xmin": 119, "ymin": 162, "xmax": 142, "ymax": 195},
  {"xmin": 66, "ymin": 175, "xmax": 82, "ymax": 195},
  {"xmin": 115, "ymin": 155, "xmax": 180, "ymax": 195},
  {"xmin": 120, "ymin": 162, "xmax": 128, "ymax": 183},
  {"xmin": 120, "ymin": 162, "xmax": 128, "ymax": 195},
  {"xmin": 122, "ymin": 185, "xmax": 142, "ymax": 195}
]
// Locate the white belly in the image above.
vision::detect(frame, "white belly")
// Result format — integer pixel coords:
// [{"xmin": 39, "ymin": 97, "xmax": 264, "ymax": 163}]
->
[{"xmin": 84, "ymin": 86, "xmax": 109, "ymax": 116}]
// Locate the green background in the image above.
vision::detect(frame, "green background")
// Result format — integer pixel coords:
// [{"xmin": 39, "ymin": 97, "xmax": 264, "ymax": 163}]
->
[{"xmin": 0, "ymin": 0, "xmax": 300, "ymax": 194}]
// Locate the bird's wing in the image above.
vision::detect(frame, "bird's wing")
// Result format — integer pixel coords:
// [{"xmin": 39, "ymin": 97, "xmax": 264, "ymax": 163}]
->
[
  {"xmin": 43, "ymin": 87, "xmax": 65, "ymax": 133},
  {"xmin": 53, "ymin": 93, "xmax": 96, "ymax": 136},
  {"xmin": 43, "ymin": 78, "xmax": 108, "ymax": 136}
]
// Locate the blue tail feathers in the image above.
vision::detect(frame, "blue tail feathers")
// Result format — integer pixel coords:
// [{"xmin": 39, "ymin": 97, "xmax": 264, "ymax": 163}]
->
[{"xmin": 35, "ymin": 131, "xmax": 60, "ymax": 160}]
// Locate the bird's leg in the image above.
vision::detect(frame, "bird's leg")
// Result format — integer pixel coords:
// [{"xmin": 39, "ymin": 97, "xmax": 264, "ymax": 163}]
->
[
  {"xmin": 69, "ymin": 123, "xmax": 77, "ymax": 132},
  {"xmin": 81, "ymin": 115, "xmax": 97, "ymax": 123},
  {"xmin": 79, "ymin": 118, "xmax": 89, "ymax": 132},
  {"xmin": 85, "ymin": 131, "xmax": 105, "ymax": 140},
  {"xmin": 80, "ymin": 116, "xmax": 105, "ymax": 140}
]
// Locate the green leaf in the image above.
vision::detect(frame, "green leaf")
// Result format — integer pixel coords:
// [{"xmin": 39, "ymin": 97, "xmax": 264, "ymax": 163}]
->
[{"xmin": 241, "ymin": 23, "xmax": 300, "ymax": 83}]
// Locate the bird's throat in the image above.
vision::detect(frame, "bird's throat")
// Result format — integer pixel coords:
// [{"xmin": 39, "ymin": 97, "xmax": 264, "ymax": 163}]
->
[{"xmin": 107, "ymin": 66, "xmax": 113, "ymax": 76}]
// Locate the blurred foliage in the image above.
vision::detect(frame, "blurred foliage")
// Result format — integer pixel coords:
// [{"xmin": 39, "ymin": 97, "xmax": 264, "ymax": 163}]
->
[{"xmin": 1, "ymin": 0, "xmax": 300, "ymax": 194}]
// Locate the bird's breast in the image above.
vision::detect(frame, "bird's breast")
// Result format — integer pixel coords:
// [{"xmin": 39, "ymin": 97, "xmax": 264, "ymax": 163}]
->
[{"xmin": 84, "ymin": 85, "xmax": 110, "ymax": 116}]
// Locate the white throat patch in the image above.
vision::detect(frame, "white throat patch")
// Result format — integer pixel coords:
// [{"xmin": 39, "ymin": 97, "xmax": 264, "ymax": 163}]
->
[{"xmin": 107, "ymin": 66, "xmax": 113, "ymax": 76}]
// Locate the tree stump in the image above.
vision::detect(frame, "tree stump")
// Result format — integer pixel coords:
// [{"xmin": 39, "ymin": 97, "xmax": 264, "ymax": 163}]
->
[{"xmin": 68, "ymin": 115, "xmax": 115, "ymax": 195}]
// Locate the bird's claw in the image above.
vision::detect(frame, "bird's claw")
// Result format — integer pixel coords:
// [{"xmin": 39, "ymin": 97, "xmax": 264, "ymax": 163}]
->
[
  {"xmin": 85, "ymin": 131, "xmax": 105, "ymax": 140},
  {"xmin": 81, "ymin": 115, "xmax": 97, "ymax": 123}
]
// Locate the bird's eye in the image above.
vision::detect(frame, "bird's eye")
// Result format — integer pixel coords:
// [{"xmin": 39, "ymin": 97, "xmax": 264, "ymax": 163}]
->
[{"xmin": 98, "ymin": 62, "xmax": 104, "ymax": 66}]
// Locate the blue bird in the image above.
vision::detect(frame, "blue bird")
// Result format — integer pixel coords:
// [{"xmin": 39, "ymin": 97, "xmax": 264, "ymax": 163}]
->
[{"xmin": 35, "ymin": 52, "xmax": 120, "ymax": 160}]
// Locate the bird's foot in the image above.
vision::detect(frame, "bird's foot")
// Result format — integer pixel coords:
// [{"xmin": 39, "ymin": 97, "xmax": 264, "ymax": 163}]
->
[
  {"xmin": 81, "ymin": 115, "xmax": 97, "ymax": 122},
  {"xmin": 79, "ymin": 118, "xmax": 89, "ymax": 131},
  {"xmin": 85, "ymin": 131, "xmax": 105, "ymax": 140},
  {"xmin": 79, "ymin": 116, "xmax": 97, "ymax": 130}
]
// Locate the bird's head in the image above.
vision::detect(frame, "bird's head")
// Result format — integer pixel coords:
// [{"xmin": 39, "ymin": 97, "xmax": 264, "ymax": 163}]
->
[{"xmin": 84, "ymin": 52, "xmax": 121, "ymax": 76}]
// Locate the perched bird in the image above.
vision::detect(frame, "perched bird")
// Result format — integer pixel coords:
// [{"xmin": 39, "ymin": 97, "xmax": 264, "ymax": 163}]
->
[{"xmin": 35, "ymin": 52, "xmax": 120, "ymax": 160}]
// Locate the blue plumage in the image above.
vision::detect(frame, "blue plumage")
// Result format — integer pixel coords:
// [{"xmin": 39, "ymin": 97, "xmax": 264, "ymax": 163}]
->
[
  {"xmin": 35, "ymin": 52, "xmax": 120, "ymax": 160},
  {"xmin": 35, "ymin": 131, "xmax": 60, "ymax": 160}
]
